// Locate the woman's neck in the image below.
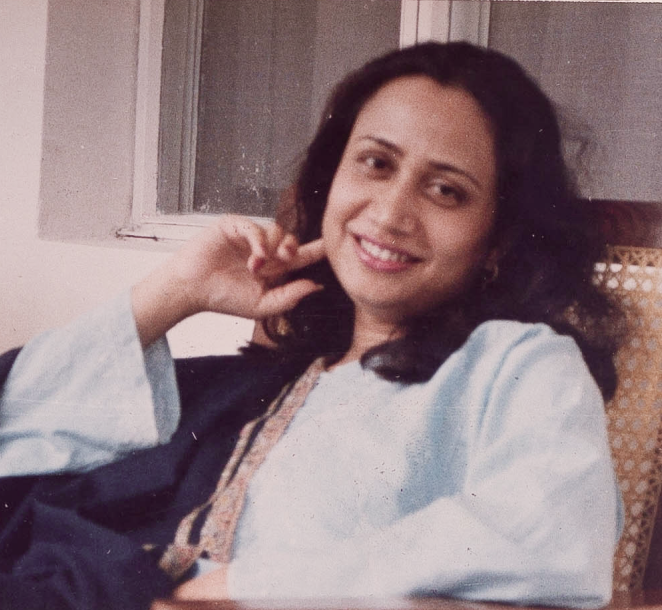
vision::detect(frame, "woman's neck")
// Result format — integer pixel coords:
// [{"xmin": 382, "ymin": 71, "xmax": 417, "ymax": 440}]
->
[{"xmin": 330, "ymin": 309, "xmax": 404, "ymax": 369}]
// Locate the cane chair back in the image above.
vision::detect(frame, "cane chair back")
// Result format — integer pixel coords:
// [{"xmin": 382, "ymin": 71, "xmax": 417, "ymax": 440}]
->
[
  {"xmin": 587, "ymin": 199, "xmax": 662, "ymax": 592},
  {"xmin": 594, "ymin": 245, "xmax": 662, "ymax": 591}
]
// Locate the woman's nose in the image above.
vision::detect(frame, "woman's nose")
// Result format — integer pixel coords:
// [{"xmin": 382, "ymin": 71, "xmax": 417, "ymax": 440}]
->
[{"xmin": 368, "ymin": 179, "xmax": 418, "ymax": 235}]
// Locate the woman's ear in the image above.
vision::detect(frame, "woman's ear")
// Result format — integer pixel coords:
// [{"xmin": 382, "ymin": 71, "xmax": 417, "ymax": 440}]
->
[
  {"xmin": 483, "ymin": 224, "xmax": 517, "ymax": 282},
  {"xmin": 482, "ymin": 247, "xmax": 502, "ymax": 287}
]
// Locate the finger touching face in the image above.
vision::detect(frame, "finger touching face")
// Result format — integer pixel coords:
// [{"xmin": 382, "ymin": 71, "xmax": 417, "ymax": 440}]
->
[{"xmin": 292, "ymin": 238, "xmax": 326, "ymax": 270}]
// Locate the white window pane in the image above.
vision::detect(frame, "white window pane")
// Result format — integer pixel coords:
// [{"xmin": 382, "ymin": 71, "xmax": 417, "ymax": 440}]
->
[{"xmin": 159, "ymin": 0, "xmax": 400, "ymax": 217}]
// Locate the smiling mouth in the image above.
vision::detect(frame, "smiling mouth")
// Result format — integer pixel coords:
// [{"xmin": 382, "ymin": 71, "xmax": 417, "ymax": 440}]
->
[
  {"xmin": 359, "ymin": 238, "xmax": 412, "ymax": 263},
  {"xmin": 355, "ymin": 236, "xmax": 421, "ymax": 272}
]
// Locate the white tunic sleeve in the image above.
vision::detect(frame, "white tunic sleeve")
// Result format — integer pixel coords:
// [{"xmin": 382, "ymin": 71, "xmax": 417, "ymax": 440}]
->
[
  {"xmin": 0, "ymin": 292, "xmax": 180, "ymax": 476},
  {"xmin": 227, "ymin": 322, "xmax": 621, "ymax": 608}
]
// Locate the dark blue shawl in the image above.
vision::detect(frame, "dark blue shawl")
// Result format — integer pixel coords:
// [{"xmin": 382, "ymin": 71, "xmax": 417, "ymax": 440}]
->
[{"xmin": 0, "ymin": 347, "xmax": 302, "ymax": 610}]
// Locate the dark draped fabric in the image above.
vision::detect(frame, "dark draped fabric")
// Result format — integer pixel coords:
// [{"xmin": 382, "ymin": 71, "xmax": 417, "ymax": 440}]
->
[{"xmin": 0, "ymin": 347, "xmax": 303, "ymax": 610}]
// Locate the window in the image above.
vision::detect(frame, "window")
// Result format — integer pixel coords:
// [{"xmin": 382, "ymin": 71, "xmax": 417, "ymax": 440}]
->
[
  {"xmin": 123, "ymin": 0, "xmax": 490, "ymax": 241},
  {"xmin": 40, "ymin": 2, "xmax": 660, "ymax": 246},
  {"xmin": 166, "ymin": 0, "xmax": 400, "ymax": 218}
]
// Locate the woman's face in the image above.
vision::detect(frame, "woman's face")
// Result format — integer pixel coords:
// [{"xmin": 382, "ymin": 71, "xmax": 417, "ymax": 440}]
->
[{"xmin": 322, "ymin": 75, "xmax": 498, "ymax": 327}]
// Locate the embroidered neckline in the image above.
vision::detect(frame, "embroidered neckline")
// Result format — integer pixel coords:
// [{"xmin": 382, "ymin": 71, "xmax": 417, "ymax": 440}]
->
[{"xmin": 158, "ymin": 357, "xmax": 326, "ymax": 580}]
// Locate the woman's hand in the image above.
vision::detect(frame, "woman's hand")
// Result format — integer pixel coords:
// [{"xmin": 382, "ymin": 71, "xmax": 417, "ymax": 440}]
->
[
  {"xmin": 171, "ymin": 566, "xmax": 228, "ymax": 601},
  {"xmin": 132, "ymin": 215, "xmax": 325, "ymax": 347},
  {"xmin": 149, "ymin": 568, "xmax": 228, "ymax": 609}
]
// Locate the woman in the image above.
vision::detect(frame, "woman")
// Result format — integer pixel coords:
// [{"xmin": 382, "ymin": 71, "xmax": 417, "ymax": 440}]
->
[{"xmin": 0, "ymin": 42, "xmax": 621, "ymax": 610}]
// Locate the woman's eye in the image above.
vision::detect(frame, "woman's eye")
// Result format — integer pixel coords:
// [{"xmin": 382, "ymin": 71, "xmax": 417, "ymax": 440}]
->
[
  {"xmin": 359, "ymin": 154, "xmax": 390, "ymax": 172},
  {"xmin": 429, "ymin": 182, "xmax": 467, "ymax": 205}
]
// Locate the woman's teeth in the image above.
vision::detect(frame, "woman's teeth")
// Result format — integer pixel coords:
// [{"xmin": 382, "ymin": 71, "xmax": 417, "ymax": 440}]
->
[{"xmin": 360, "ymin": 238, "xmax": 412, "ymax": 263}]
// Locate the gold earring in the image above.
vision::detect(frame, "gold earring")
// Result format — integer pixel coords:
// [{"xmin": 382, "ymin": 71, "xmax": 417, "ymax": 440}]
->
[{"xmin": 482, "ymin": 262, "xmax": 499, "ymax": 288}]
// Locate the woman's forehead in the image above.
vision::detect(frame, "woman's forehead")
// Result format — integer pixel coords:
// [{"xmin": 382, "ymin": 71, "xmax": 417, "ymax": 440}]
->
[
  {"xmin": 348, "ymin": 76, "xmax": 496, "ymax": 186},
  {"xmin": 354, "ymin": 76, "xmax": 492, "ymax": 136}
]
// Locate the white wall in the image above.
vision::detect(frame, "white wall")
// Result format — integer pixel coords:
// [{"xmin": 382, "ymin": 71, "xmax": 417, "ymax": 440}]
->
[
  {"xmin": 489, "ymin": 1, "xmax": 662, "ymax": 203},
  {"xmin": 0, "ymin": 0, "xmax": 252, "ymax": 356}
]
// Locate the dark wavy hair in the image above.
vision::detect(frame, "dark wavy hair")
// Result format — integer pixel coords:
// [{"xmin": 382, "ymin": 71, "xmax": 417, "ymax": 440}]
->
[{"xmin": 259, "ymin": 41, "xmax": 621, "ymax": 399}]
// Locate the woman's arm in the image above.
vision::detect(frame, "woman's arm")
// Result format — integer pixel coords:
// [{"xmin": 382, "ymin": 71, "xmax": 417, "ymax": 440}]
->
[
  {"xmin": 0, "ymin": 293, "xmax": 180, "ymax": 476},
  {"xmin": 0, "ymin": 216, "xmax": 324, "ymax": 477}
]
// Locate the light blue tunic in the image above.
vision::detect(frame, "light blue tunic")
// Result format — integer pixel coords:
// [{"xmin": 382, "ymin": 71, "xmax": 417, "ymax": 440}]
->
[
  {"xmin": 0, "ymin": 294, "xmax": 622, "ymax": 607},
  {"xmin": 0, "ymin": 294, "xmax": 179, "ymax": 474}
]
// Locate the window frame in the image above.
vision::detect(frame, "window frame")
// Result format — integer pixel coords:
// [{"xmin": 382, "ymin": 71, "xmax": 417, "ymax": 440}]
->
[
  {"xmin": 120, "ymin": 0, "xmax": 490, "ymax": 244},
  {"xmin": 124, "ymin": 0, "xmax": 217, "ymax": 243}
]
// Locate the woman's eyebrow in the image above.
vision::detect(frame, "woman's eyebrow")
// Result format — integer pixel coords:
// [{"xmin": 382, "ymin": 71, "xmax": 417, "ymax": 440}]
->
[
  {"xmin": 358, "ymin": 135, "xmax": 402, "ymax": 155},
  {"xmin": 356, "ymin": 135, "xmax": 483, "ymax": 189}
]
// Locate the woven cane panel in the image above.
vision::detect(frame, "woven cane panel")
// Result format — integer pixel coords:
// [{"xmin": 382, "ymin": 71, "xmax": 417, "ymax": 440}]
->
[{"xmin": 593, "ymin": 246, "xmax": 662, "ymax": 591}]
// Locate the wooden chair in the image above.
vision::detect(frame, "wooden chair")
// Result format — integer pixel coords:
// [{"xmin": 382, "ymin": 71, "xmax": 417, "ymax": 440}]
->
[{"xmin": 588, "ymin": 199, "xmax": 662, "ymax": 591}]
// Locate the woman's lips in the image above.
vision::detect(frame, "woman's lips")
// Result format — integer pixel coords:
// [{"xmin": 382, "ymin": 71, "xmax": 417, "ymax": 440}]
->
[{"xmin": 354, "ymin": 235, "xmax": 420, "ymax": 272}]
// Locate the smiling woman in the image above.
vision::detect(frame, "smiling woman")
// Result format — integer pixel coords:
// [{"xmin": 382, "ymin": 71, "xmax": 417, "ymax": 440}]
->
[
  {"xmin": 322, "ymin": 77, "xmax": 497, "ymax": 360},
  {"xmin": 269, "ymin": 42, "xmax": 621, "ymax": 389},
  {"xmin": 0, "ymin": 42, "xmax": 623, "ymax": 610}
]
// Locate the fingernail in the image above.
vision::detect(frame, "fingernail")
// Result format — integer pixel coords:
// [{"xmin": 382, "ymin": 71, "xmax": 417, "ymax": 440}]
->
[{"xmin": 278, "ymin": 246, "xmax": 294, "ymax": 260}]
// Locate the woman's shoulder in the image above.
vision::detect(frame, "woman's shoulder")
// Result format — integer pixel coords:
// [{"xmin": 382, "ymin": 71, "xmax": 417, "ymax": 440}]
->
[
  {"xmin": 431, "ymin": 319, "xmax": 606, "ymax": 432},
  {"xmin": 449, "ymin": 318, "xmax": 596, "ymax": 391},
  {"xmin": 466, "ymin": 318, "xmax": 581, "ymax": 356}
]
